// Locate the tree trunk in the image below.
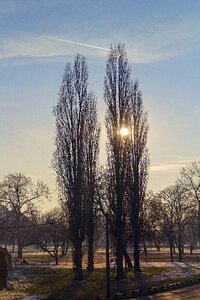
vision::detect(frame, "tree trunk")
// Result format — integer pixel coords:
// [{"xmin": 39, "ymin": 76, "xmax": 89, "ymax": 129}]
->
[
  {"xmin": 198, "ymin": 201, "xmax": 200, "ymax": 242},
  {"xmin": 87, "ymin": 212, "xmax": 95, "ymax": 272},
  {"xmin": 17, "ymin": 246, "xmax": 23, "ymax": 260},
  {"xmin": 123, "ymin": 249, "xmax": 133, "ymax": 271},
  {"xmin": 173, "ymin": 241, "xmax": 176, "ymax": 254},
  {"xmin": 169, "ymin": 241, "xmax": 174, "ymax": 263},
  {"xmin": 155, "ymin": 241, "xmax": 160, "ymax": 252},
  {"xmin": 177, "ymin": 231, "xmax": 183, "ymax": 262},
  {"xmin": 178, "ymin": 247, "xmax": 183, "ymax": 262},
  {"xmin": 12, "ymin": 242, "xmax": 15, "ymax": 253},
  {"xmin": 132, "ymin": 174, "xmax": 142, "ymax": 274},
  {"xmin": 55, "ymin": 255, "xmax": 58, "ymax": 265},
  {"xmin": 61, "ymin": 241, "xmax": 67, "ymax": 256},
  {"xmin": 177, "ymin": 240, "xmax": 183, "ymax": 261},
  {"xmin": 143, "ymin": 238, "xmax": 148, "ymax": 260},
  {"xmin": 55, "ymin": 248, "xmax": 59, "ymax": 265},
  {"xmin": 190, "ymin": 243, "xmax": 193, "ymax": 255},
  {"xmin": 74, "ymin": 240, "xmax": 83, "ymax": 281},
  {"xmin": 87, "ymin": 234, "xmax": 94, "ymax": 272},
  {"xmin": 17, "ymin": 226, "xmax": 23, "ymax": 259},
  {"xmin": 0, "ymin": 249, "xmax": 8, "ymax": 290},
  {"xmin": 115, "ymin": 234, "xmax": 126, "ymax": 280},
  {"xmin": 182, "ymin": 243, "xmax": 184, "ymax": 255},
  {"xmin": 71, "ymin": 189, "xmax": 84, "ymax": 281},
  {"xmin": 133, "ymin": 226, "xmax": 141, "ymax": 273}
]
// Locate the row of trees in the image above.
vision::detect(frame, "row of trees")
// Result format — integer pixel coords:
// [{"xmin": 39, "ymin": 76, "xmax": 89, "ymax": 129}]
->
[
  {"xmin": 0, "ymin": 161, "xmax": 199, "ymax": 277},
  {"xmin": 53, "ymin": 44, "xmax": 199, "ymax": 281},
  {"xmin": 0, "ymin": 173, "xmax": 49, "ymax": 258},
  {"xmin": 0, "ymin": 174, "xmax": 69, "ymax": 265},
  {"xmin": 141, "ymin": 161, "xmax": 200, "ymax": 263},
  {"xmin": 53, "ymin": 44, "xmax": 149, "ymax": 281},
  {"xmin": 0, "ymin": 173, "xmax": 102, "ymax": 266}
]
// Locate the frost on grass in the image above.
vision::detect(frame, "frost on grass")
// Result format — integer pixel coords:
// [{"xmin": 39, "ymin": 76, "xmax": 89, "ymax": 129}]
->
[
  {"xmin": 0, "ymin": 280, "xmax": 31, "ymax": 300},
  {"xmin": 0, "ymin": 269, "xmax": 47, "ymax": 300},
  {"xmin": 150, "ymin": 264, "xmax": 200, "ymax": 284},
  {"xmin": 2, "ymin": 263, "xmax": 200, "ymax": 299}
]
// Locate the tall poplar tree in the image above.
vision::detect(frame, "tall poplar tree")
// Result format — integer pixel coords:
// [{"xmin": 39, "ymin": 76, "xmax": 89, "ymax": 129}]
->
[
  {"xmin": 128, "ymin": 80, "xmax": 149, "ymax": 272},
  {"xmin": 84, "ymin": 94, "xmax": 100, "ymax": 272},
  {"xmin": 104, "ymin": 44, "xmax": 131, "ymax": 280},
  {"xmin": 104, "ymin": 44, "xmax": 149, "ymax": 278},
  {"xmin": 53, "ymin": 54, "xmax": 99, "ymax": 281}
]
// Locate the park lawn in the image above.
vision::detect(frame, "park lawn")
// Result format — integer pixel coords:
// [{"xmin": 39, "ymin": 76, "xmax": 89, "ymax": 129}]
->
[
  {"xmin": 26, "ymin": 266, "xmax": 173, "ymax": 300},
  {"xmin": 140, "ymin": 252, "xmax": 200, "ymax": 262},
  {"xmin": 21, "ymin": 248, "xmax": 200, "ymax": 266}
]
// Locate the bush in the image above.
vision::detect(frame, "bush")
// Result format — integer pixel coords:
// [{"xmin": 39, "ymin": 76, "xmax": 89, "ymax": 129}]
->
[{"xmin": 0, "ymin": 248, "xmax": 12, "ymax": 289}]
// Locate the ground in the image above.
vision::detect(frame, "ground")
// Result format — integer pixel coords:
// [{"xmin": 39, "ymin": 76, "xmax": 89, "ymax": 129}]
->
[{"xmin": 1, "ymin": 247, "xmax": 200, "ymax": 299}]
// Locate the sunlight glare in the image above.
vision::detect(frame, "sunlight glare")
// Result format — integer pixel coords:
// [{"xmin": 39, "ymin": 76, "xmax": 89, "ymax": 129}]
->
[{"xmin": 120, "ymin": 127, "xmax": 129, "ymax": 137}]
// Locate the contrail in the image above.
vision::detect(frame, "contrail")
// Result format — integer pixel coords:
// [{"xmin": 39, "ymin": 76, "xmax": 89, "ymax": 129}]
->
[{"xmin": 44, "ymin": 36, "xmax": 109, "ymax": 51}]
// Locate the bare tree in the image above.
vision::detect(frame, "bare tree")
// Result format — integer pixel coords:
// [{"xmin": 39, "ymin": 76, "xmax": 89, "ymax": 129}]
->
[
  {"xmin": 141, "ymin": 191, "xmax": 162, "ymax": 259},
  {"xmin": 179, "ymin": 161, "xmax": 200, "ymax": 239},
  {"xmin": 0, "ymin": 173, "xmax": 49, "ymax": 258},
  {"xmin": 184, "ymin": 211, "xmax": 198, "ymax": 255},
  {"xmin": 84, "ymin": 94, "xmax": 100, "ymax": 272},
  {"xmin": 159, "ymin": 190, "xmax": 176, "ymax": 263},
  {"xmin": 53, "ymin": 54, "xmax": 99, "ymax": 281},
  {"xmin": 36, "ymin": 208, "xmax": 69, "ymax": 265},
  {"xmin": 160, "ymin": 184, "xmax": 195, "ymax": 262},
  {"xmin": 0, "ymin": 205, "xmax": 12, "ymax": 248},
  {"xmin": 128, "ymin": 80, "xmax": 149, "ymax": 273},
  {"xmin": 104, "ymin": 44, "xmax": 131, "ymax": 280}
]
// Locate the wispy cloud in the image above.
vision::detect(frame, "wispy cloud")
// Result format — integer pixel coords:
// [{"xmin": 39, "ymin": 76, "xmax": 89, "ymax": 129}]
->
[
  {"xmin": 0, "ymin": 33, "xmax": 170, "ymax": 64},
  {"xmin": 150, "ymin": 159, "xmax": 193, "ymax": 173},
  {"xmin": 0, "ymin": 33, "xmax": 109, "ymax": 62},
  {"xmin": 125, "ymin": 16, "xmax": 200, "ymax": 63},
  {"xmin": 0, "ymin": 16, "xmax": 200, "ymax": 64}
]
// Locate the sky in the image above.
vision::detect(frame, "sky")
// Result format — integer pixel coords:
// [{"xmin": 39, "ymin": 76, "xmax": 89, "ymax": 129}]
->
[{"xmin": 0, "ymin": 0, "xmax": 199, "ymax": 210}]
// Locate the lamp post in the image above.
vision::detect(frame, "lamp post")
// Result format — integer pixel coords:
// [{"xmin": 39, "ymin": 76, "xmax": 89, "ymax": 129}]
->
[{"xmin": 105, "ymin": 213, "xmax": 110, "ymax": 299}]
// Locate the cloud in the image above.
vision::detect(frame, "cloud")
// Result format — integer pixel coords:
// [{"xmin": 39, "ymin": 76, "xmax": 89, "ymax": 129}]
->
[
  {"xmin": 0, "ymin": 33, "xmax": 109, "ymax": 63},
  {"xmin": 125, "ymin": 16, "xmax": 200, "ymax": 64},
  {"xmin": 0, "ymin": 16, "xmax": 200, "ymax": 64},
  {"xmin": 150, "ymin": 159, "xmax": 193, "ymax": 173},
  {"xmin": 0, "ymin": 33, "xmax": 171, "ymax": 64}
]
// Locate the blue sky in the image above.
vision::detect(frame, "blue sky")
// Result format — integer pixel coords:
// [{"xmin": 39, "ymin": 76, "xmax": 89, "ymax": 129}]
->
[{"xmin": 0, "ymin": 0, "xmax": 199, "ymax": 209}]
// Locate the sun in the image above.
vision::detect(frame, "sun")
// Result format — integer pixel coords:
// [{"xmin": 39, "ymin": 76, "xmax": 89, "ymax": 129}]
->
[{"xmin": 119, "ymin": 127, "xmax": 129, "ymax": 137}]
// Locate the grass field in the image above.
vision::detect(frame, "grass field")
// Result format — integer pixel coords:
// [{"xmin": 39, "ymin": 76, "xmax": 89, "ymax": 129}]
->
[
  {"xmin": 4, "ymin": 247, "xmax": 200, "ymax": 299},
  {"xmin": 23, "ymin": 266, "xmax": 173, "ymax": 299},
  {"xmin": 17, "ymin": 246, "xmax": 200, "ymax": 266},
  {"xmin": 15, "ymin": 265, "xmax": 200, "ymax": 299}
]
